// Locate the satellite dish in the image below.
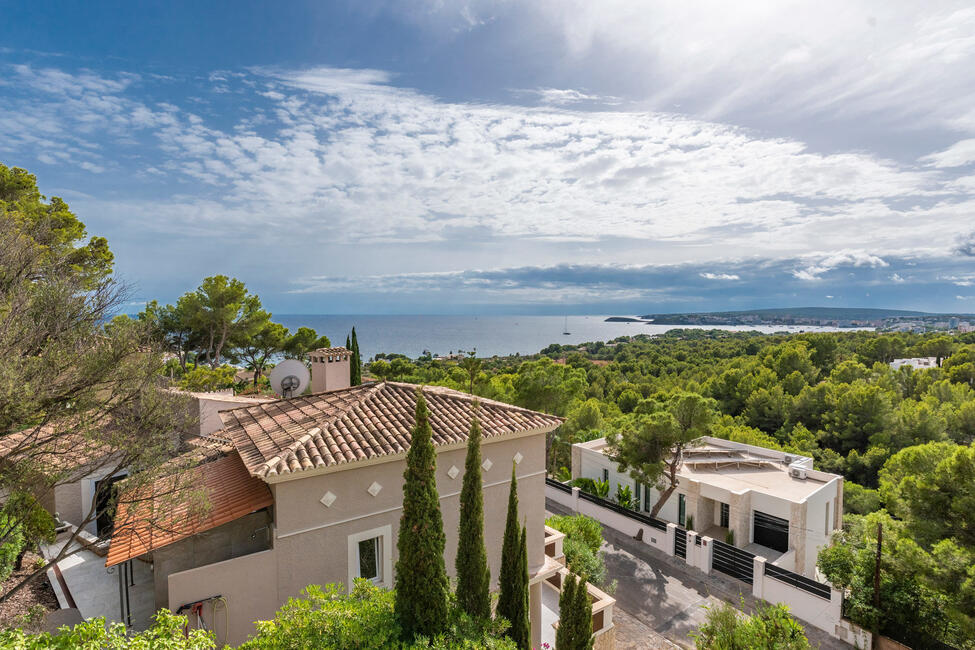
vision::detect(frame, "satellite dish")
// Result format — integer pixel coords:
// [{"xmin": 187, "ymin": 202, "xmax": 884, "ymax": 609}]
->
[{"xmin": 269, "ymin": 359, "xmax": 310, "ymax": 398}]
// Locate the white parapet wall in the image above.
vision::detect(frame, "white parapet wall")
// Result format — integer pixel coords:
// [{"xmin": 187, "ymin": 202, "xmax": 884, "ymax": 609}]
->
[{"xmin": 545, "ymin": 481, "xmax": 871, "ymax": 648}]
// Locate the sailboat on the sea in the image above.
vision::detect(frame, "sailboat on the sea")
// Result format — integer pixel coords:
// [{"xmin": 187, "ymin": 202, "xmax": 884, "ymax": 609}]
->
[{"xmin": 563, "ymin": 315, "xmax": 571, "ymax": 335}]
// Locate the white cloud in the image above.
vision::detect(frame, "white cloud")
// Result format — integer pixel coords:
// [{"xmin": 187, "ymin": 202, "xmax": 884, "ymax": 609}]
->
[
  {"xmin": 921, "ymin": 139, "xmax": 975, "ymax": 168},
  {"xmin": 3, "ymin": 63, "xmax": 975, "ymax": 268},
  {"xmin": 700, "ymin": 272, "xmax": 740, "ymax": 280},
  {"xmin": 889, "ymin": 273, "xmax": 905, "ymax": 283},
  {"xmin": 519, "ymin": 87, "xmax": 620, "ymax": 106},
  {"xmin": 792, "ymin": 250, "xmax": 888, "ymax": 281},
  {"xmin": 406, "ymin": 1, "xmax": 975, "ymax": 133}
]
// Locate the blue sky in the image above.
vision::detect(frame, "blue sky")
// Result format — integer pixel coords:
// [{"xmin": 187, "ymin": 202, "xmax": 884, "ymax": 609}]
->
[{"xmin": 2, "ymin": 1, "xmax": 975, "ymax": 315}]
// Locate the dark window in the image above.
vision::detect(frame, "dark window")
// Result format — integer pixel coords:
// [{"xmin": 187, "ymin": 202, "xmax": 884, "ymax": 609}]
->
[
  {"xmin": 720, "ymin": 502, "xmax": 730, "ymax": 528},
  {"xmin": 678, "ymin": 494, "xmax": 686, "ymax": 526},
  {"xmin": 602, "ymin": 469, "xmax": 609, "ymax": 482},
  {"xmin": 358, "ymin": 537, "xmax": 380, "ymax": 581},
  {"xmin": 94, "ymin": 473, "xmax": 128, "ymax": 536},
  {"xmin": 643, "ymin": 484, "xmax": 651, "ymax": 512},
  {"xmin": 634, "ymin": 482, "xmax": 641, "ymax": 504}
]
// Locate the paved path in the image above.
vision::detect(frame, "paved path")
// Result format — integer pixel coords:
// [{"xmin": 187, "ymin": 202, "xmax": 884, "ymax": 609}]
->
[{"xmin": 547, "ymin": 501, "xmax": 850, "ymax": 649}]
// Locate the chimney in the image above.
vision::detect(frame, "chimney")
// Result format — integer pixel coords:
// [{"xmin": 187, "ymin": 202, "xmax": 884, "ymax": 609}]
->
[{"xmin": 309, "ymin": 347, "xmax": 352, "ymax": 393}]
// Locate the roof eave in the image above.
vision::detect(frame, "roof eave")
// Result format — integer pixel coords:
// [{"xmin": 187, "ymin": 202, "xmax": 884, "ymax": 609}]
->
[{"xmin": 257, "ymin": 422, "xmax": 560, "ymax": 485}]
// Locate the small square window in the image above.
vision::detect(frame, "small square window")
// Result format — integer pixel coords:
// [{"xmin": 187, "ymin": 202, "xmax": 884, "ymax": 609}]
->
[{"xmin": 358, "ymin": 537, "xmax": 381, "ymax": 582}]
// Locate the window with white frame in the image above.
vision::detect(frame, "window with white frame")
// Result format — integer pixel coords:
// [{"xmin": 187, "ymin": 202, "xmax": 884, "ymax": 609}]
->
[
  {"xmin": 347, "ymin": 524, "xmax": 392, "ymax": 589},
  {"xmin": 357, "ymin": 536, "xmax": 381, "ymax": 582}
]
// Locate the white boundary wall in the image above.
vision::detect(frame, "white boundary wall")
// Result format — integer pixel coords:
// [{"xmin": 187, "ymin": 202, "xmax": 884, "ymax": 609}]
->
[{"xmin": 547, "ymin": 483, "xmax": 870, "ymax": 648}]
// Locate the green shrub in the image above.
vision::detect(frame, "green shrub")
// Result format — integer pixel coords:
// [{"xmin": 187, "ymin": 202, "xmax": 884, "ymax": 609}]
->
[
  {"xmin": 569, "ymin": 477, "xmax": 609, "ymax": 498},
  {"xmin": 0, "ymin": 514, "xmax": 25, "ymax": 582},
  {"xmin": 691, "ymin": 601, "xmax": 810, "ymax": 649},
  {"xmin": 615, "ymin": 483, "xmax": 634, "ymax": 509},
  {"xmin": 561, "ymin": 538, "xmax": 606, "ymax": 585},
  {"xmin": 546, "ymin": 514, "xmax": 606, "ymax": 585},
  {"xmin": 240, "ymin": 581, "xmax": 515, "ymax": 649},
  {"xmin": 0, "ymin": 609, "xmax": 215, "ymax": 648}
]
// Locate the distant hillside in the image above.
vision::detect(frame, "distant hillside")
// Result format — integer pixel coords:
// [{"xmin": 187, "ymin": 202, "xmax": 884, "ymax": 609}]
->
[{"xmin": 641, "ymin": 307, "xmax": 930, "ymax": 320}]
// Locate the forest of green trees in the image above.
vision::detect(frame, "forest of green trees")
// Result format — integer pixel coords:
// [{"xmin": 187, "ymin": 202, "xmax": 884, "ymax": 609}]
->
[{"xmin": 367, "ymin": 329, "xmax": 975, "ymax": 647}]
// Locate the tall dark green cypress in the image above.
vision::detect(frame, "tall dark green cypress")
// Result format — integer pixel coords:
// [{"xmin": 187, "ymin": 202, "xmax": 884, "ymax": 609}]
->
[
  {"xmin": 513, "ymin": 525, "xmax": 531, "ymax": 648},
  {"xmin": 394, "ymin": 388, "xmax": 449, "ymax": 639},
  {"xmin": 556, "ymin": 573, "xmax": 593, "ymax": 650},
  {"xmin": 350, "ymin": 327, "xmax": 361, "ymax": 385},
  {"xmin": 455, "ymin": 402, "xmax": 491, "ymax": 620},
  {"xmin": 573, "ymin": 570, "xmax": 594, "ymax": 650},
  {"xmin": 556, "ymin": 573, "xmax": 578, "ymax": 649},
  {"xmin": 497, "ymin": 463, "xmax": 530, "ymax": 648}
]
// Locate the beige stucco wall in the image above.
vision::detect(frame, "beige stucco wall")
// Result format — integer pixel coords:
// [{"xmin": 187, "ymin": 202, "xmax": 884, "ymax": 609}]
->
[
  {"xmin": 163, "ymin": 429, "xmax": 549, "ymax": 644},
  {"xmin": 153, "ymin": 509, "xmax": 272, "ymax": 609},
  {"xmin": 52, "ymin": 481, "xmax": 84, "ymax": 527},
  {"xmin": 168, "ymin": 548, "xmax": 279, "ymax": 647},
  {"xmin": 271, "ymin": 430, "xmax": 547, "ymax": 603}
]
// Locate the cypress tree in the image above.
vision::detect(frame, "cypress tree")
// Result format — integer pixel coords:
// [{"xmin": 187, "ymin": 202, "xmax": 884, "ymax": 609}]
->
[
  {"xmin": 555, "ymin": 573, "xmax": 578, "ymax": 649},
  {"xmin": 455, "ymin": 402, "xmax": 491, "ymax": 620},
  {"xmin": 394, "ymin": 388, "xmax": 449, "ymax": 639},
  {"xmin": 556, "ymin": 573, "xmax": 593, "ymax": 650},
  {"xmin": 574, "ymin": 570, "xmax": 594, "ymax": 650},
  {"xmin": 350, "ymin": 327, "xmax": 362, "ymax": 385},
  {"xmin": 497, "ymin": 463, "xmax": 530, "ymax": 648},
  {"xmin": 512, "ymin": 525, "xmax": 531, "ymax": 648},
  {"xmin": 345, "ymin": 333, "xmax": 351, "ymax": 349}
]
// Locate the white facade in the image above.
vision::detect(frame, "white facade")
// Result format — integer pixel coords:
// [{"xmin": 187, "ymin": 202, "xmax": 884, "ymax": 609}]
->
[
  {"xmin": 889, "ymin": 356, "xmax": 939, "ymax": 370},
  {"xmin": 572, "ymin": 436, "xmax": 843, "ymax": 577}
]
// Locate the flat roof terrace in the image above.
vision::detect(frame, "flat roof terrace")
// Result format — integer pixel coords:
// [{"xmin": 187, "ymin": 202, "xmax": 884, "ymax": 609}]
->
[{"xmin": 679, "ymin": 464, "xmax": 828, "ymax": 501}]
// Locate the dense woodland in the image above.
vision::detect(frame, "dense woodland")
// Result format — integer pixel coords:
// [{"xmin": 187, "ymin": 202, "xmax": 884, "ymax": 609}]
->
[{"xmin": 368, "ymin": 330, "xmax": 975, "ymax": 647}]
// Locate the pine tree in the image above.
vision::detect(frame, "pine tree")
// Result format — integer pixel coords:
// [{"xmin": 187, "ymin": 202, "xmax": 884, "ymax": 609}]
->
[
  {"xmin": 455, "ymin": 402, "xmax": 491, "ymax": 620},
  {"xmin": 497, "ymin": 463, "xmax": 530, "ymax": 648},
  {"xmin": 394, "ymin": 388, "xmax": 449, "ymax": 639},
  {"xmin": 350, "ymin": 327, "xmax": 362, "ymax": 385}
]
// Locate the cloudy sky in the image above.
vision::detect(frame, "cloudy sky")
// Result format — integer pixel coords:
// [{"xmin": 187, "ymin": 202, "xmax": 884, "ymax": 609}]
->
[{"xmin": 2, "ymin": 1, "xmax": 974, "ymax": 314}]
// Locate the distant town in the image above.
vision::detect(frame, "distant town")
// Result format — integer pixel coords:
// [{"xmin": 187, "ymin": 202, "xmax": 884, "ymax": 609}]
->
[{"xmin": 621, "ymin": 307, "xmax": 975, "ymax": 333}]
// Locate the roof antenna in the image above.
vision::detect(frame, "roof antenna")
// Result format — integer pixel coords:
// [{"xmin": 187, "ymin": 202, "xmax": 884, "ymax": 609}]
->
[{"xmin": 269, "ymin": 359, "xmax": 310, "ymax": 398}]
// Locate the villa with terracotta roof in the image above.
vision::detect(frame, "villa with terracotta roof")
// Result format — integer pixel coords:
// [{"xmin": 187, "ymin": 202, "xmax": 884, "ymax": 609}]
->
[{"xmin": 104, "ymin": 349, "xmax": 567, "ymax": 646}]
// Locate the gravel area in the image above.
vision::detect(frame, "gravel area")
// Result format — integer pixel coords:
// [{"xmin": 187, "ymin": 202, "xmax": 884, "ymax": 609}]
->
[{"xmin": 0, "ymin": 551, "xmax": 59, "ymax": 632}]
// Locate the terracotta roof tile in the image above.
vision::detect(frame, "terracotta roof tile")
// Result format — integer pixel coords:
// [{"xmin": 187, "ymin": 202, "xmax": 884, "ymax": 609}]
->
[
  {"xmin": 218, "ymin": 382, "xmax": 563, "ymax": 478},
  {"xmin": 105, "ymin": 452, "xmax": 273, "ymax": 567}
]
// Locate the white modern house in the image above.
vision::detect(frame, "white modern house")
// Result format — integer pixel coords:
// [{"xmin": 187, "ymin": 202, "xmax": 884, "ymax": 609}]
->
[
  {"xmin": 889, "ymin": 356, "xmax": 939, "ymax": 370},
  {"xmin": 571, "ymin": 436, "xmax": 843, "ymax": 577}
]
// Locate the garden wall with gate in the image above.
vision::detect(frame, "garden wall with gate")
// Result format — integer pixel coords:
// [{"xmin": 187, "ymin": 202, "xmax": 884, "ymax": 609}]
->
[{"xmin": 546, "ymin": 479, "xmax": 871, "ymax": 648}]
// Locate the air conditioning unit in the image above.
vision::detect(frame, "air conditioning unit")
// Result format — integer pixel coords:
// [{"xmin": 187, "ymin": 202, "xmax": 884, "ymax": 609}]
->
[
  {"xmin": 790, "ymin": 467, "xmax": 807, "ymax": 480},
  {"xmin": 783, "ymin": 454, "xmax": 794, "ymax": 464}
]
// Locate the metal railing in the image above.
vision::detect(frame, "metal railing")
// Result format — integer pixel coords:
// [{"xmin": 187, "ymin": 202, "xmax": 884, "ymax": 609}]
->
[
  {"xmin": 674, "ymin": 528, "xmax": 687, "ymax": 559},
  {"xmin": 764, "ymin": 563, "xmax": 831, "ymax": 600},
  {"xmin": 545, "ymin": 477, "xmax": 572, "ymax": 493},
  {"xmin": 712, "ymin": 539, "xmax": 755, "ymax": 584}
]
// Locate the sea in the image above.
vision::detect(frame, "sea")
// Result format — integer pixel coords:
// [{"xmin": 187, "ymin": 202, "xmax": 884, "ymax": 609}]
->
[{"xmin": 274, "ymin": 315, "xmax": 864, "ymax": 361}]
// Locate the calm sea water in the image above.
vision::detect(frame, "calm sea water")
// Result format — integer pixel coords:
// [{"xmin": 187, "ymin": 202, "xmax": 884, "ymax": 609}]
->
[{"xmin": 275, "ymin": 314, "xmax": 861, "ymax": 361}]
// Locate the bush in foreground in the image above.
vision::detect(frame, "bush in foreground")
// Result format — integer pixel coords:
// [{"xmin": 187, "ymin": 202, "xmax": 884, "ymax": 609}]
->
[
  {"xmin": 240, "ymin": 581, "xmax": 515, "ymax": 649},
  {"xmin": 691, "ymin": 601, "xmax": 810, "ymax": 649}
]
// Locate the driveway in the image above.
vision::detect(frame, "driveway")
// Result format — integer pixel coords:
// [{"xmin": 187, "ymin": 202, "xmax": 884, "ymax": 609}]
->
[{"xmin": 547, "ymin": 501, "xmax": 849, "ymax": 649}]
